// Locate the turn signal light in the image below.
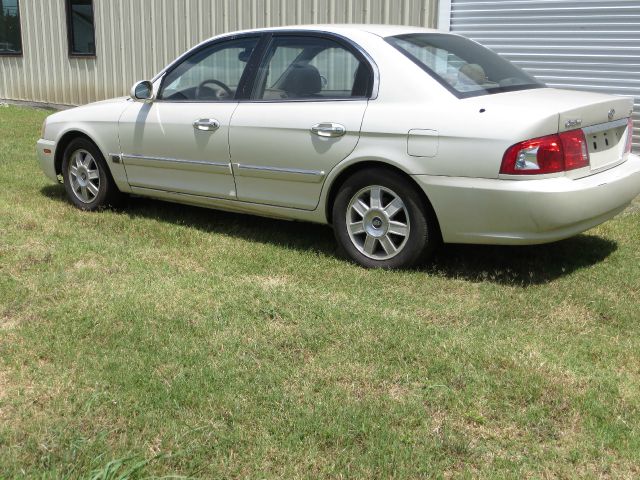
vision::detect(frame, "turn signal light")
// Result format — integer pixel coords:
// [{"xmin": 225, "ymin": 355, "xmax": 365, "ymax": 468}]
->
[{"xmin": 500, "ymin": 129, "xmax": 590, "ymax": 175}]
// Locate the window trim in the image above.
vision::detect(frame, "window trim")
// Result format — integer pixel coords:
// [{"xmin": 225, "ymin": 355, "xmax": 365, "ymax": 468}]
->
[
  {"xmin": 245, "ymin": 31, "xmax": 377, "ymax": 103},
  {"xmin": 0, "ymin": 0, "xmax": 23, "ymax": 57},
  {"xmin": 154, "ymin": 34, "xmax": 267, "ymax": 103},
  {"xmin": 65, "ymin": 0, "xmax": 96, "ymax": 58},
  {"xmin": 151, "ymin": 30, "xmax": 379, "ymax": 104}
]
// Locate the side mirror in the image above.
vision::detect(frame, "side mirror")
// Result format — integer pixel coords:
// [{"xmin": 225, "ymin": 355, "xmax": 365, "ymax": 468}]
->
[{"xmin": 130, "ymin": 80, "xmax": 154, "ymax": 102}]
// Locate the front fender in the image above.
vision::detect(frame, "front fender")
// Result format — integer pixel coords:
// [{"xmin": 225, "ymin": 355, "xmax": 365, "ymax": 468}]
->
[{"xmin": 44, "ymin": 98, "xmax": 132, "ymax": 192}]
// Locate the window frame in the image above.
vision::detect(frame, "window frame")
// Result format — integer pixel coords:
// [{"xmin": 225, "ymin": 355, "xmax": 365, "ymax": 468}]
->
[
  {"xmin": 155, "ymin": 34, "xmax": 266, "ymax": 103},
  {"xmin": 151, "ymin": 30, "xmax": 379, "ymax": 104},
  {"xmin": 0, "ymin": 0, "xmax": 23, "ymax": 57},
  {"xmin": 65, "ymin": 0, "xmax": 96, "ymax": 58},
  {"xmin": 246, "ymin": 31, "xmax": 377, "ymax": 103}
]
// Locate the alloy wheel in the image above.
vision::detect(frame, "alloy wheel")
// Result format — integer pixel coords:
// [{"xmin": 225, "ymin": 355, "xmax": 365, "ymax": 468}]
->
[
  {"xmin": 346, "ymin": 185, "xmax": 411, "ymax": 260},
  {"xmin": 68, "ymin": 149, "xmax": 101, "ymax": 204}
]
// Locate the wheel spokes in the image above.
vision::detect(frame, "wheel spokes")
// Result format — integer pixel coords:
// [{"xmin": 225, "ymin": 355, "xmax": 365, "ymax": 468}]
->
[
  {"xmin": 68, "ymin": 149, "xmax": 101, "ymax": 204},
  {"xmin": 345, "ymin": 185, "xmax": 411, "ymax": 261},
  {"xmin": 388, "ymin": 221, "xmax": 409, "ymax": 237},
  {"xmin": 80, "ymin": 185, "xmax": 89, "ymax": 202},
  {"xmin": 349, "ymin": 221, "xmax": 366, "ymax": 235},
  {"xmin": 384, "ymin": 198, "xmax": 403, "ymax": 218},
  {"xmin": 87, "ymin": 181, "xmax": 99, "ymax": 197},
  {"xmin": 363, "ymin": 234, "xmax": 377, "ymax": 255},
  {"xmin": 369, "ymin": 187, "xmax": 382, "ymax": 209},
  {"xmin": 74, "ymin": 151, "xmax": 84, "ymax": 168},
  {"xmin": 352, "ymin": 199, "xmax": 368, "ymax": 218},
  {"xmin": 379, "ymin": 235, "xmax": 398, "ymax": 255}
]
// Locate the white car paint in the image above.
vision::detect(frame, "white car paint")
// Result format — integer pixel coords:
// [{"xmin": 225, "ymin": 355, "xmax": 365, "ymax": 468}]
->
[
  {"xmin": 119, "ymin": 101, "xmax": 238, "ymax": 199},
  {"xmin": 37, "ymin": 24, "xmax": 640, "ymax": 246},
  {"xmin": 229, "ymin": 101, "xmax": 368, "ymax": 209}
]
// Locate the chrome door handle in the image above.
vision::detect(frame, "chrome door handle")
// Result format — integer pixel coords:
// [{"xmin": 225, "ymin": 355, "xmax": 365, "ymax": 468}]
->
[
  {"xmin": 311, "ymin": 122, "xmax": 346, "ymax": 138},
  {"xmin": 193, "ymin": 118, "xmax": 220, "ymax": 131}
]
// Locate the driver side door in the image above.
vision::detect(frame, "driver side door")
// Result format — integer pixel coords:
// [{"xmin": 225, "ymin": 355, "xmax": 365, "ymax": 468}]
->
[{"xmin": 118, "ymin": 36, "xmax": 260, "ymax": 199}]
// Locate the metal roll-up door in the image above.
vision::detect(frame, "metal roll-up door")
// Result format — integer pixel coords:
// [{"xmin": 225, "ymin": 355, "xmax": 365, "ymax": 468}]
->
[{"xmin": 446, "ymin": 0, "xmax": 640, "ymax": 152}]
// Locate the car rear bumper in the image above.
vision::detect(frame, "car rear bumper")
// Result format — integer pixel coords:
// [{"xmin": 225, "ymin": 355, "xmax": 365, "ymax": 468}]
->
[
  {"xmin": 414, "ymin": 153, "xmax": 640, "ymax": 245},
  {"xmin": 36, "ymin": 139, "xmax": 58, "ymax": 182}
]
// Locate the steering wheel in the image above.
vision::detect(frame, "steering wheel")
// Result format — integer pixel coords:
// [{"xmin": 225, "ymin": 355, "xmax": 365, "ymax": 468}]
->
[{"xmin": 197, "ymin": 79, "xmax": 233, "ymax": 99}]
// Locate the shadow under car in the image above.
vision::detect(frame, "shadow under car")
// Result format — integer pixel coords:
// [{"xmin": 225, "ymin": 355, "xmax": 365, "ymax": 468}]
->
[{"xmin": 40, "ymin": 184, "xmax": 618, "ymax": 285}]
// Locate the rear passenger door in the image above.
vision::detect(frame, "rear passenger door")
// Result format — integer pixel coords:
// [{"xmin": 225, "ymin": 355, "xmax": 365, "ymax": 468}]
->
[{"xmin": 229, "ymin": 34, "xmax": 374, "ymax": 210}]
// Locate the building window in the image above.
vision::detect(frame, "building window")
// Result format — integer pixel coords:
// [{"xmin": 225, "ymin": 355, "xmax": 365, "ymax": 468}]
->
[
  {"xmin": 0, "ymin": 0, "xmax": 22, "ymax": 55},
  {"xmin": 66, "ymin": 0, "xmax": 96, "ymax": 56}
]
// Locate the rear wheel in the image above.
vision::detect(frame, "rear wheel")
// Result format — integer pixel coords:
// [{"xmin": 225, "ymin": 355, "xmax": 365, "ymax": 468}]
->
[
  {"xmin": 62, "ymin": 138, "xmax": 122, "ymax": 210},
  {"xmin": 332, "ymin": 168, "xmax": 439, "ymax": 268}
]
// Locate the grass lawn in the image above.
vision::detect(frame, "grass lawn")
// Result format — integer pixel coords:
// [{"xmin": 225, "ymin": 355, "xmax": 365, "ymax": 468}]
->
[{"xmin": 1, "ymin": 104, "xmax": 639, "ymax": 479}]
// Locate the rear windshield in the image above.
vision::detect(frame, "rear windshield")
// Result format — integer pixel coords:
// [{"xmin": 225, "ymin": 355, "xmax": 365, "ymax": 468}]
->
[{"xmin": 387, "ymin": 33, "xmax": 543, "ymax": 98}]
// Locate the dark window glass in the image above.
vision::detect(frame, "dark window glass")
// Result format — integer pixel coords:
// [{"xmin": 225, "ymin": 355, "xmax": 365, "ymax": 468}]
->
[
  {"xmin": 66, "ymin": 0, "xmax": 95, "ymax": 56},
  {"xmin": 0, "ymin": 0, "xmax": 22, "ymax": 55},
  {"xmin": 253, "ymin": 36, "xmax": 372, "ymax": 100},
  {"xmin": 159, "ymin": 37, "xmax": 259, "ymax": 101},
  {"xmin": 387, "ymin": 33, "xmax": 543, "ymax": 98}
]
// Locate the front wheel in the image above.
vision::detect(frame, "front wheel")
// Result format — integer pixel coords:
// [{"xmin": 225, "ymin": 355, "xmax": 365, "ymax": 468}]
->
[
  {"xmin": 332, "ymin": 168, "xmax": 440, "ymax": 269},
  {"xmin": 62, "ymin": 138, "xmax": 122, "ymax": 211}
]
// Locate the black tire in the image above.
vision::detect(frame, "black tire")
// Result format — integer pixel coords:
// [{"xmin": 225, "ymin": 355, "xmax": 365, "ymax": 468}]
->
[
  {"xmin": 62, "ymin": 137, "xmax": 123, "ymax": 211},
  {"xmin": 332, "ymin": 168, "xmax": 440, "ymax": 269}
]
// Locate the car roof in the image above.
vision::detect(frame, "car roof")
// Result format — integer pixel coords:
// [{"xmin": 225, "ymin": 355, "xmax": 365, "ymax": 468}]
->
[
  {"xmin": 270, "ymin": 24, "xmax": 439, "ymax": 37},
  {"xmin": 220, "ymin": 24, "xmax": 441, "ymax": 39},
  {"xmin": 153, "ymin": 24, "xmax": 445, "ymax": 82}
]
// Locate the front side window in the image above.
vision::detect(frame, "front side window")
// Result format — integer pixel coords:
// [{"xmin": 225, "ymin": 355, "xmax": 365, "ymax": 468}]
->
[
  {"xmin": 253, "ymin": 36, "xmax": 372, "ymax": 100},
  {"xmin": 0, "ymin": 0, "xmax": 22, "ymax": 55},
  {"xmin": 66, "ymin": 0, "xmax": 96, "ymax": 56},
  {"xmin": 158, "ymin": 37, "xmax": 259, "ymax": 101},
  {"xmin": 388, "ymin": 33, "xmax": 542, "ymax": 98}
]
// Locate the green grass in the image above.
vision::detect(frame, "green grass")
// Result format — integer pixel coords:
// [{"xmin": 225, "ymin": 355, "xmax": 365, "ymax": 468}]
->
[{"xmin": 1, "ymin": 104, "xmax": 639, "ymax": 479}]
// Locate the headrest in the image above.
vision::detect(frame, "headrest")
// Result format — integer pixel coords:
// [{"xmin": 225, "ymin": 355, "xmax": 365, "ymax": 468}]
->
[
  {"xmin": 280, "ymin": 63, "xmax": 322, "ymax": 96},
  {"xmin": 458, "ymin": 63, "xmax": 487, "ymax": 85}
]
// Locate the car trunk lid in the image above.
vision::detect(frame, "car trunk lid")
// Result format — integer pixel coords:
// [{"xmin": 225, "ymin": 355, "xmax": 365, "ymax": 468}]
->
[
  {"xmin": 581, "ymin": 118, "xmax": 630, "ymax": 173},
  {"xmin": 556, "ymin": 92, "xmax": 633, "ymax": 173},
  {"xmin": 463, "ymin": 88, "xmax": 633, "ymax": 176}
]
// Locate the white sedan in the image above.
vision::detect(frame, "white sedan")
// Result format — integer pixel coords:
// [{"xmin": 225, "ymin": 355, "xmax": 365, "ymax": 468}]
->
[{"xmin": 37, "ymin": 25, "xmax": 640, "ymax": 268}]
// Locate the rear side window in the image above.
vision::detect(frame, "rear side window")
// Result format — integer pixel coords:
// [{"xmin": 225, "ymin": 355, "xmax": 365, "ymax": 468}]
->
[
  {"xmin": 266, "ymin": 45, "xmax": 305, "ymax": 87},
  {"xmin": 309, "ymin": 47, "xmax": 361, "ymax": 93},
  {"xmin": 252, "ymin": 35, "xmax": 372, "ymax": 100},
  {"xmin": 388, "ymin": 33, "xmax": 542, "ymax": 98}
]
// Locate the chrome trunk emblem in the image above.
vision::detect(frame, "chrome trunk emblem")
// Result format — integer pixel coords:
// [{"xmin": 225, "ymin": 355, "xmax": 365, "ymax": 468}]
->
[
  {"xmin": 608, "ymin": 108, "xmax": 615, "ymax": 120},
  {"xmin": 565, "ymin": 119, "xmax": 582, "ymax": 129}
]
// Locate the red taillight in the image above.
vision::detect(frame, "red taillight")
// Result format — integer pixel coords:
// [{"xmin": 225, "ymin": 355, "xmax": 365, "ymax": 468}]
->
[
  {"xmin": 559, "ymin": 129, "xmax": 590, "ymax": 171},
  {"xmin": 624, "ymin": 118, "xmax": 633, "ymax": 154},
  {"xmin": 501, "ymin": 134, "xmax": 564, "ymax": 175},
  {"xmin": 500, "ymin": 129, "xmax": 590, "ymax": 175}
]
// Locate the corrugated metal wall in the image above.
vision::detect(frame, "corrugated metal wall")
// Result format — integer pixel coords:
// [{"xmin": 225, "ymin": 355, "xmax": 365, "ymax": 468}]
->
[
  {"xmin": 0, "ymin": 0, "xmax": 437, "ymax": 106},
  {"xmin": 448, "ymin": 0, "xmax": 640, "ymax": 152}
]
